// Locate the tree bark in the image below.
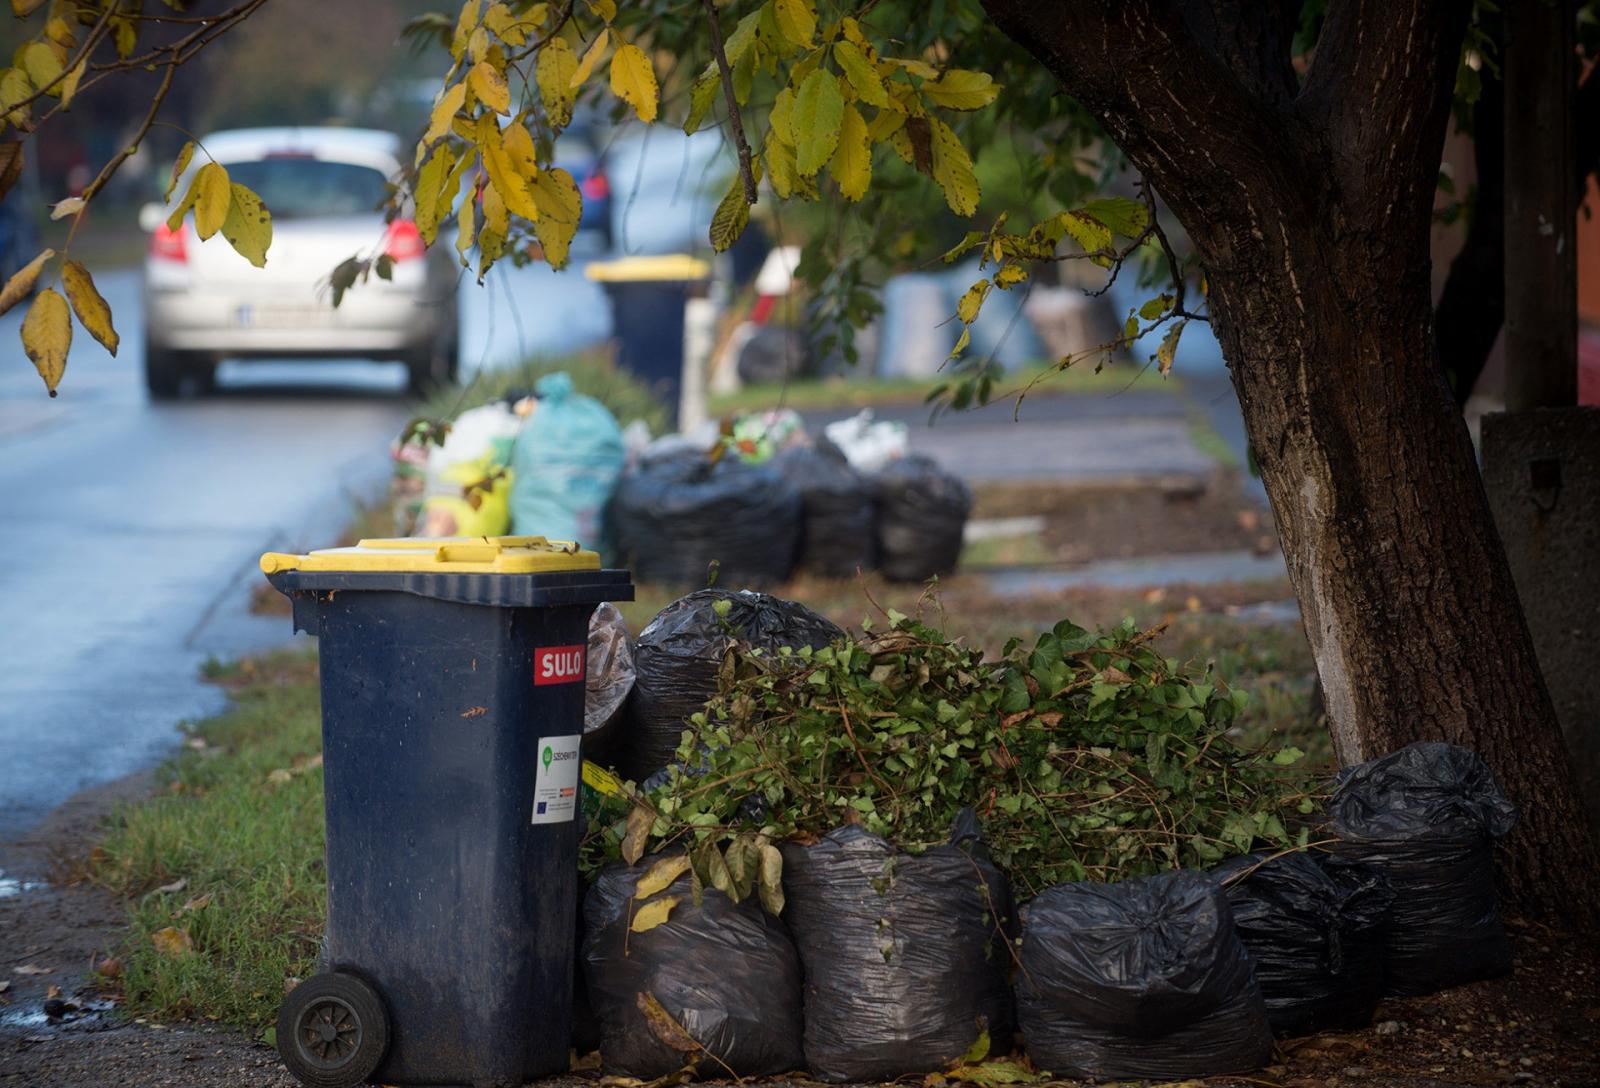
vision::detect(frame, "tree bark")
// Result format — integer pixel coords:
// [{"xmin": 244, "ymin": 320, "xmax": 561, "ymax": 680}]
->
[{"xmin": 982, "ymin": 0, "xmax": 1600, "ymax": 920}]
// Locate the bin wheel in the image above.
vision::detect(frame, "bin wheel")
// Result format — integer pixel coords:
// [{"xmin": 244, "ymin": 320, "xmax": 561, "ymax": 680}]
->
[{"xmin": 276, "ymin": 971, "xmax": 389, "ymax": 1087}]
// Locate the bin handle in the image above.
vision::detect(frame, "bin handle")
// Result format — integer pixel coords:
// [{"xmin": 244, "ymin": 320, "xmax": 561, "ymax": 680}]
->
[
  {"xmin": 434, "ymin": 542, "xmax": 501, "ymax": 564},
  {"xmin": 260, "ymin": 552, "xmax": 301, "ymax": 574}
]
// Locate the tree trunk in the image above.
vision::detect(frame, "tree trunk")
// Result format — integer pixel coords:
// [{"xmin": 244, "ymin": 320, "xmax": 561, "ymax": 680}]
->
[{"xmin": 982, "ymin": 0, "xmax": 1600, "ymax": 920}]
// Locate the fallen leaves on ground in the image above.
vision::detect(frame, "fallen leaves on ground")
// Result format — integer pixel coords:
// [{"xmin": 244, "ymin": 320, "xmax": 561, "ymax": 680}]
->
[
  {"xmin": 150, "ymin": 926, "xmax": 194, "ymax": 957},
  {"xmin": 12, "ymin": 964, "xmax": 52, "ymax": 976}
]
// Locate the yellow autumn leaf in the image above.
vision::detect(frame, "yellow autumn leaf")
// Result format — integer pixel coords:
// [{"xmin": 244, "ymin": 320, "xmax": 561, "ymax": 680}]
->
[
  {"xmin": 0, "ymin": 247, "xmax": 52, "ymax": 316},
  {"xmin": 536, "ymin": 37, "xmax": 578, "ymax": 128},
  {"xmin": 413, "ymin": 145, "xmax": 457, "ymax": 243},
  {"xmin": 773, "ymin": 0, "xmax": 816, "ymax": 47},
  {"xmin": 221, "ymin": 183, "xmax": 272, "ymax": 268},
  {"xmin": 758, "ymin": 843, "xmax": 785, "ymax": 915},
  {"xmin": 684, "ymin": 70, "xmax": 719, "ymax": 135},
  {"xmin": 19, "ymin": 42, "xmax": 62, "ymax": 95},
  {"xmin": 11, "ymin": 0, "xmax": 47, "ymax": 17},
  {"xmin": 1, "ymin": 67, "xmax": 31, "ymax": 126},
  {"xmin": 995, "ymin": 262, "xmax": 1029, "ymax": 289},
  {"xmin": 792, "ymin": 69, "xmax": 844, "ymax": 177},
  {"xmin": 475, "ymin": 115, "xmax": 539, "ymax": 221},
  {"xmin": 957, "ymin": 278, "xmax": 991, "ymax": 325},
  {"xmin": 456, "ymin": 198, "xmax": 477, "ymax": 267},
  {"xmin": 425, "ymin": 81, "xmax": 467, "ymax": 145},
  {"xmin": 929, "ymin": 116, "xmax": 978, "ymax": 216},
  {"xmin": 58, "ymin": 59, "xmax": 84, "ymax": 107},
  {"xmin": 165, "ymin": 141, "xmax": 194, "ymax": 203},
  {"xmin": 610, "ymin": 42, "xmax": 658, "ymax": 123},
  {"xmin": 468, "ymin": 60, "xmax": 511, "ymax": 115},
  {"xmin": 569, "ymin": 28, "xmax": 609, "ymax": 90},
  {"xmin": 150, "ymin": 926, "xmax": 194, "ymax": 958},
  {"xmin": 635, "ymin": 855, "xmax": 691, "ymax": 900},
  {"xmin": 588, "ymin": 0, "xmax": 617, "ymax": 22},
  {"xmin": 482, "ymin": 178, "xmax": 510, "ymax": 236},
  {"xmin": 765, "ymin": 135, "xmax": 798, "ymax": 199},
  {"xmin": 21, "ymin": 288, "xmax": 70, "ymax": 397},
  {"xmin": 922, "ymin": 69, "xmax": 1000, "ymax": 111},
  {"xmin": 710, "ymin": 168, "xmax": 752, "ymax": 252},
  {"xmin": 530, "ymin": 167, "xmax": 581, "ymax": 268},
  {"xmin": 629, "ymin": 894, "xmax": 681, "ymax": 933},
  {"xmin": 833, "ymin": 41, "xmax": 887, "ymax": 108},
  {"xmin": 482, "ymin": 2, "xmax": 527, "ymax": 45},
  {"xmin": 829, "ymin": 102, "xmax": 871, "ymax": 201},
  {"xmin": 193, "ymin": 162, "xmax": 231, "ymax": 240},
  {"xmin": 61, "ymin": 259, "xmax": 118, "ymax": 356},
  {"xmin": 502, "ymin": 122, "xmax": 540, "ymax": 181}
]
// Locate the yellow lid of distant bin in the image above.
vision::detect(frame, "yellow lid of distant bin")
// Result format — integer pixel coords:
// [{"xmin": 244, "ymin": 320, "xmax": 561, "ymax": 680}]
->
[
  {"xmin": 260, "ymin": 536, "xmax": 601, "ymax": 575},
  {"xmin": 585, "ymin": 254, "xmax": 711, "ymax": 282}
]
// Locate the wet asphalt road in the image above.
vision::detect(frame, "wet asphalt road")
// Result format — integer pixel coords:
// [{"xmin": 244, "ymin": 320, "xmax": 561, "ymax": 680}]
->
[{"xmin": 0, "ymin": 259, "xmax": 612, "ymax": 839}]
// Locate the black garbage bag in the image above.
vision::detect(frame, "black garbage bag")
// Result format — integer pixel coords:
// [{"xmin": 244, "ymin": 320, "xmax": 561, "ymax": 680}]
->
[
  {"xmin": 582, "ymin": 602, "xmax": 635, "ymax": 769},
  {"xmin": 736, "ymin": 324, "xmax": 813, "ymax": 385},
  {"xmin": 873, "ymin": 455, "xmax": 971, "ymax": 582},
  {"xmin": 583, "ymin": 856, "xmax": 804, "ymax": 1078},
  {"xmin": 1325, "ymin": 741, "xmax": 1519, "ymax": 996},
  {"xmin": 780, "ymin": 813, "xmax": 1015, "ymax": 1083},
  {"xmin": 1211, "ymin": 851, "xmax": 1394, "ymax": 1037},
  {"xmin": 612, "ymin": 454, "xmax": 801, "ymax": 586},
  {"xmin": 625, "ymin": 590, "xmax": 843, "ymax": 781},
  {"xmin": 1016, "ymin": 869, "xmax": 1275, "ymax": 1082},
  {"xmin": 774, "ymin": 446, "xmax": 875, "ymax": 578}
]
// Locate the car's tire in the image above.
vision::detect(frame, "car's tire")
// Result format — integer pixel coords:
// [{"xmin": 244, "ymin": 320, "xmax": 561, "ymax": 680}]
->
[
  {"xmin": 144, "ymin": 345, "xmax": 184, "ymax": 400},
  {"xmin": 275, "ymin": 971, "xmax": 389, "ymax": 1088}
]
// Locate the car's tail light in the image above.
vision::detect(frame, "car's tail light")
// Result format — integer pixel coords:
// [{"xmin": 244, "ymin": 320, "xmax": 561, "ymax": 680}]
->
[
  {"xmin": 384, "ymin": 218, "xmax": 426, "ymax": 262},
  {"xmin": 581, "ymin": 168, "xmax": 610, "ymax": 201},
  {"xmin": 150, "ymin": 221, "xmax": 187, "ymax": 262}
]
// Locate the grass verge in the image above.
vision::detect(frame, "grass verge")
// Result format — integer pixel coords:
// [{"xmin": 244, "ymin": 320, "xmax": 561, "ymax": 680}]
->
[
  {"xmin": 707, "ymin": 361, "xmax": 1184, "ymax": 417},
  {"xmin": 93, "ymin": 649, "xmax": 325, "ymax": 1035}
]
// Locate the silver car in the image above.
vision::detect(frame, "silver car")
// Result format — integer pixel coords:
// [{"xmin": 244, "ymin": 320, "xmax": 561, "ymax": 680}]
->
[{"xmin": 141, "ymin": 127, "xmax": 459, "ymax": 399}]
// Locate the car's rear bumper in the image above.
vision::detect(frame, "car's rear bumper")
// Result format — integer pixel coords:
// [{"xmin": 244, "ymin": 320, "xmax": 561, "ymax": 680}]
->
[{"xmin": 144, "ymin": 283, "xmax": 452, "ymax": 358}]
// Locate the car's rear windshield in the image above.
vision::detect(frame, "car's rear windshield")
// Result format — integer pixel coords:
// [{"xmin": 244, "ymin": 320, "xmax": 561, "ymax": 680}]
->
[{"xmin": 221, "ymin": 157, "xmax": 391, "ymax": 219}]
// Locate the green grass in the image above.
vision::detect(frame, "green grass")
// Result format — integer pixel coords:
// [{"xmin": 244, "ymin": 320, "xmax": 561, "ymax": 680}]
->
[
  {"xmin": 94, "ymin": 650, "xmax": 326, "ymax": 1033},
  {"xmin": 707, "ymin": 361, "xmax": 1184, "ymax": 417}
]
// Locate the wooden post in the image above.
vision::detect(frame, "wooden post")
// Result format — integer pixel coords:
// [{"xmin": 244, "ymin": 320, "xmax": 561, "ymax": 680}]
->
[{"xmin": 1503, "ymin": 0, "xmax": 1577, "ymax": 409}]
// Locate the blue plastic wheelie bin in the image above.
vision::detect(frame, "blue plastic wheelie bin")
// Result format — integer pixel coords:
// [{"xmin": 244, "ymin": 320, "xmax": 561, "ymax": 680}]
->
[{"xmin": 260, "ymin": 536, "xmax": 632, "ymax": 1088}]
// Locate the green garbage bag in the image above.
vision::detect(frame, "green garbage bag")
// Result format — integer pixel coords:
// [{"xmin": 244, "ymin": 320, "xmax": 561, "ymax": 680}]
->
[{"xmin": 509, "ymin": 372, "xmax": 626, "ymax": 555}]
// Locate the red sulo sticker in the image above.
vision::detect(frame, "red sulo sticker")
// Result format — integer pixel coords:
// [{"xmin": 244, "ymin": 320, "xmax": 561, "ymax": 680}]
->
[{"xmin": 534, "ymin": 645, "xmax": 586, "ymax": 686}]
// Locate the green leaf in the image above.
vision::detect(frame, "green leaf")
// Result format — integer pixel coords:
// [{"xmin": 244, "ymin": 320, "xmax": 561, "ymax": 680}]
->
[
  {"xmin": 791, "ymin": 69, "xmax": 844, "ymax": 177},
  {"xmin": 709, "ymin": 162, "xmax": 759, "ymax": 253},
  {"xmin": 929, "ymin": 117, "xmax": 978, "ymax": 216},
  {"xmin": 921, "ymin": 69, "xmax": 999, "ymax": 111},
  {"xmin": 1077, "ymin": 196, "xmax": 1149, "ymax": 238},
  {"xmin": 684, "ymin": 70, "xmax": 719, "ymax": 135},
  {"xmin": 1271, "ymin": 746, "xmax": 1305, "ymax": 766}
]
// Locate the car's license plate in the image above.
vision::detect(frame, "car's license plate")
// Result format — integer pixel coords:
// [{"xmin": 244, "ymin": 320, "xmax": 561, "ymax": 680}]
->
[{"xmin": 235, "ymin": 304, "xmax": 331, "ymax": 328}]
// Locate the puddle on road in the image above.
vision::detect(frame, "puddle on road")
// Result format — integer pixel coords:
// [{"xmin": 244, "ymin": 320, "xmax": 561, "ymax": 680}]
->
[
  {"xmin": 0, "ymin": 869, "xmax": 47, "ymax": 898},
  {"xmin": 0, "ymin": 996, "xmax": 119, "ymax": 1034}
]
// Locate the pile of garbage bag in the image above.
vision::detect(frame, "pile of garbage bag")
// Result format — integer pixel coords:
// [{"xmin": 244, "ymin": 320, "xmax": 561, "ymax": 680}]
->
[
  {"xmin": 566, "ymin": 587, "xmax": 1521, "ymax": 1085},
  {"xmin": 1325, "ymin": 740, "xmax": 1518, "ymax": 995},
  {"xmin": 1015, "ymin": 870, "xmax": 1275, "ymax": 1081},
  {"xmin": 624, "ymin": 590, "xmax": 842, "ymax": 781},
  {"xmin": 509, "ymin": 372, "xmax": 626, "ymax": 555},
  {"xmin": 773, "ymin": 445, "xmax": 875, "ymax": 578},
  {"xmin": 583, "ymin": 855, "xmax": 805, "ymax": 1079},
  {"xmin": 779, "ymin": 814, "xmax": 1014, "ymax": 1082},
  {"xmin": 1212, "ymin": 850, "xmax": 1393, "ymax": 1036}
]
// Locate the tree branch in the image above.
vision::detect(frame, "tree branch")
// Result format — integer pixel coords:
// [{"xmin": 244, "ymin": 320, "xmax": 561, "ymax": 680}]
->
[
  {"xmin": 703, "ymin": 0, "xmax": 758, "ymax": 207},
  {"xmin": 1297, "ymin": 0, "xmax": 1473, "ymax": 222}
]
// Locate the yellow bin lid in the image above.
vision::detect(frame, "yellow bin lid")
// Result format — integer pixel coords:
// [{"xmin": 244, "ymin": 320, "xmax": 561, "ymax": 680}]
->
[
  {"xmin": 260, "ymin": 536, "xmax": 601, "ymax": 575},
  {"xmin": 585, "ymin": 254, "xmax": 711, "ymax": 282}
]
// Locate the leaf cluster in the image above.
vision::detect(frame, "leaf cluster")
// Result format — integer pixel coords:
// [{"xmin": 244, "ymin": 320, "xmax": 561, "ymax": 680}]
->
[{"xmin": 583, "ymin": 609, "xmax": 1315, "ymax": 907}]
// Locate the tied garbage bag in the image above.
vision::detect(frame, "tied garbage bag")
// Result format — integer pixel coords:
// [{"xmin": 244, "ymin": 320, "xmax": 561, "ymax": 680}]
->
[
  {"xmin": 582, "ymin": 602, "xmax": 635, "ymax": 768},
  {"xmin": 874, "ymin": 455, "xmax": 971, "ymax": 582},
  {"xmin": 510, "ymin": 372, "xmax": 626, "ymax": 554},
  {"xmin": 1016, "ymin": 869, "xmax": 1275, "ymax": 1082},
  {"xmin": 780, "ymin": 813, "xmax": 1014, "ymax": 1083},
  {"xmin": 1325, "ymin": 741, "xmax": 1519, "ymax": 996},
  {"xmin": 611, "ymin": 455, "xmax": 801, "ymax": 585},
  {"xmin": 1212, "ymin": 852, "xmax": 1393, "ymax": 1037},
  {"xmin": 774, "ymin": 445, "xmax": 875, "ymax": 578},
  {"xmin": 583, "ymin": 856, "xmax": 805, "ymax": 1078},
  {"xmin": 625, "ymin": 590, "xmax": 842, "ymax": 781}
]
